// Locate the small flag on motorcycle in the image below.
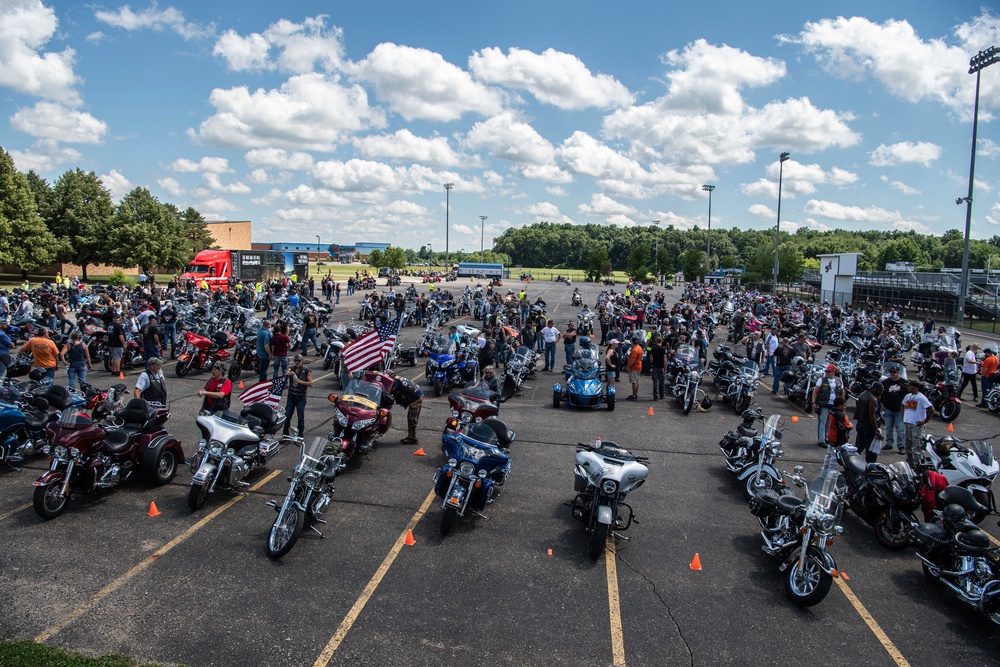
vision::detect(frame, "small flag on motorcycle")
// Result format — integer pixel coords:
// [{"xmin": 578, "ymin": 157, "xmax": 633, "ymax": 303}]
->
[{"xmin": 239, "ymin": 377, "xmax": 287, "ymax": 407}]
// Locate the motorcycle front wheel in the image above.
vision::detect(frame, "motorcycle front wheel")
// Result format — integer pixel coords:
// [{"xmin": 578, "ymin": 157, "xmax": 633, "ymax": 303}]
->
[
  {"xmin": 440, "ymin": 506, "xmax": 457, "ymax": 536},
  {"xmin": 228, "ymin": 362, "xmax": 242, "ymax": 382},
  {"xmin": 589, "ymin": 522, "xmax": 609, "ymax": 560},
  {"xmin": 322, "ymin": 353, "xmax": 333, "ymax": 371},
  {"xmin": 683, "ymin": 389, "xmax": 694, "ymax": 415},
  {"xmin": 188, "ymin": 482, "xmax": 211, "ymax": 511},
  {"xmin": 784, "ymin": 554, "xmax": 833, "ymax": 607},
  {"xmin": 873, "ymin": 510, "xmax": 911, "ymax": 550},
  {"xmin": 606, "ymin": 392, "xmax": 615, "ymax": 412},
  {"xmin": 266, "ymin": 505, "xmax": 305, "ymax": 559},
  {"xmin": 742, "ymin": 472, "xmax": 776, "ymax": 501},
  {"xmin": 988, "ymin": 393, "xmax": 1000, "ymax": 413},
  {"xmin": 434, "ymin": 377, "xmax": 443, "ymax": 398},
  {"xmin": 940, "ymin": 401, "xmax": 960, "ymax": 422},
  {"xmin": 734, "ymin": 394, "xmax": 751, "ymax": 415},
  {"xmin": 175, "ymin": 358, "xmax": 192, "ymax": 377},
  {"xmin": 33, "ymin": 484, "xmax": 69, "ymax": 520}
]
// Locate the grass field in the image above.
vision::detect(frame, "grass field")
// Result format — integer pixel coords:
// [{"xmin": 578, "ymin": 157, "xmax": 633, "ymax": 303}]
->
[{"xmin": 0, "ymin": 641, "xmax": 176, "ymax": 667}]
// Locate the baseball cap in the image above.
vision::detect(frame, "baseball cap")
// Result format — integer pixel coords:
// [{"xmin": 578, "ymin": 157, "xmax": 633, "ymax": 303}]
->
[
  {"xmin": 608, "ymin": 339, "xmax": 620, "ymax": 346},
  {"xmin": 294, "ymin": 354, "xmax": 303, "ymax": 362},
  {"xmin": 826, "ymin": 365, "xmax": 837, "ymax": 372},
  {"xmin": 148, "ymin": 357, "xmax": 163, "ymax": 365},
  {"xmin": 908, "ymin": 378, "xmax": 922, "ymax": 387}
]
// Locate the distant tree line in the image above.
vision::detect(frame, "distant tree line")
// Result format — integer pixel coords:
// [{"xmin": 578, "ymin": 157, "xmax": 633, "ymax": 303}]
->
[
  {"xmin": 0, "ymin": 147, "xmax": 215, "ymax": 279},
  {"xmin": 493, "ymin": 221, "xmax": 1000, "ymax": 283}
]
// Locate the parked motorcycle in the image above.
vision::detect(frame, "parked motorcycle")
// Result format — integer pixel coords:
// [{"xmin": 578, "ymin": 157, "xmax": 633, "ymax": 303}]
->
[
  {"xmin": 227, "ymin": 330, "xmax": 260, "ymax": 381},
  {"xmin": 749, "ymin": 460, "xmax": 845, "ymax": 606},
  {"xmin": 424, "ymin": 334, "xmax": 478, "ymax": 397},
  {"xmin": 837, "ymin": 447, "xmax": 922, "ymax": 549},
  {"xmin": 188, "ymin": 404, "xmax": 288, "ymax": 510},
  {"xmin": 909, "ymin": 485, "xmax": 1000, "ymax": 624},
  {"xmin": 444, "ymin": 381, "xmax": 501, "ymax": 434},
  {"xmin": 175, "ymin": 330, "xmax": 234, "ymax": 377},
  {"xmin": 723, "ymin": 362, "xmax": 759, "ymax": 414},
  {"xmin": 434, "ymin": 418, "xmax": 514, "ymax": 536},
  {"xmin": 669, "ymin": 344, "xmax": 709, "ymax": 415},
  {"xmin": 0, "ymin": 383, "xmax": 82, "ymax": 467},
  {"xmin": 918, "ymin": 364, "xmax": 962, "ymax": 422},
  {"xmin": 32, "ymin": 400, "xmax": 184, "ymax": 519},
  {"xmin": 500, "ymin": 345, "xmax": 536, "ymax": 401},
  {"xmin": 326, "ymin": 377, "xmax": 393, "ymax": 469},
  {"xmin": 920, "ymin": 435, "xmax": 997, "ymax": 524},
  {"xmin": 783, "ymin": 360, "xmax": 825, "ymax": 412},
  {"xmin": 264, "ymin": 437, "xmax": 339, "ymax": 559},
  {"xmin": 570, "ymin": 439, "xmax": 649, "ymax": 559},
  {"xmin": 737, "ymin": 413, "xmax": 785, "ymax": 500}
]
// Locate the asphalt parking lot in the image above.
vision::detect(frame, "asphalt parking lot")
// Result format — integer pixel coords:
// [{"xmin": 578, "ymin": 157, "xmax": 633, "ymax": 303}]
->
[{"xmin": 2, "ymin": 279, "xmax": 1000, "ymax": 666}]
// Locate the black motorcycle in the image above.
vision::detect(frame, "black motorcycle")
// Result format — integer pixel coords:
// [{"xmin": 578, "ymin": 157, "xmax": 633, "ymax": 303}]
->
[{"xmin": 837, "ymin": 447, "xmax": 922, "ymax": 550}]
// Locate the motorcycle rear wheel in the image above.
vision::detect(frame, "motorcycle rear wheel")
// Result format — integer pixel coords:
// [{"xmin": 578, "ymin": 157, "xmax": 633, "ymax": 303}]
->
[
  {"xmin": 940, "ymin": 401, "xmax": 960, "ymax": 422},
  {"xmin": 589, "ymin": 522, "xmax": 609, "ymax": 560},
  {"xmin": 149, "ymin": 450, "xmax": 178, "ymax": 485},
  {"xmin": 552, "ymin": 390, "xmax": 561, "ymax": 409},
  {"xmin": 873, "ymin": 510, "xmax": 911, "ymax": 550},
  {"xmin": 266, "ymin": 505, "xmax": 305, "ymax": 559},
  {"xmin": 784, "ymin": 555, "xmax": 832, "ymax": 607},
  {"xmin": 988, "ymin": 394, "xmax": 1000, "ymax": 413},
  {"xmin": 228, "ymin": 363, "xmax": 242, "ymax": 382},
  {"xmin": 440, "ymin": 506, "xmax": 457, "ymax": 536},
  {"xmin": 606, "ymin": 392, "xmax": 615, "ymax": 412},
  {"xmin": 322, "ymin": 353, "xmax": 333, "ymax": 371},
  {"xmin": 188, "ymin": 482, "xmax": 211, "ymax": 511},
  {"xmin": 33, "ymin": 484, "xmax": 69, "ymax": 520}
]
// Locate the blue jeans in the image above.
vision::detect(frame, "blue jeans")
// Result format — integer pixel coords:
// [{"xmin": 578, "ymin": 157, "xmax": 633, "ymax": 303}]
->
[
  {"xmin": 883, "ymin": 409, "xmax": 904, "ymax": 449},
  {"xmin": 981, "ymin": 377, "xmax": 994, "ymax": 403},
  {"xmin": 43, "ymin": 367, "xmax": 56, "ymax": 382},
  {"xmin": 544, "ymin": 341, "xmax": 557, "ymax": 370},
  {"xmin": 300, "ymin": 328, "xmax": 320, "ymax": 355},
  {"xmin": 763, "ymin": 355, "xmax": 775, "ymax": 376},
  {"xmin": 564, "ymin": 343, "xmax": 576, "ymax": 367},
  {"xmin": 66, "ymin": 363, "xmax": 87, "ymax": 391},
  {"xmin": 284, "ymin": 395, "xmax": 306, "ymax": 436},
  {"xmin": 817, "ymin": 406, "xmax": 832, "ymax": 445},
  {"xmin": 143, "ymin": 344, "xmax": 159, "ymax": 368},
  {"xmin": 772, "ymin": 364, "xmax": 789, "ymax": 393},
  {"xmin": 258, "ymin": 354, "xmax": 270, "ymax": 382},
  {"xmin": 163, "ymin": 323, "xmax": 176, "ymax": 352},
  {"xmin": 272, "ymin": 355, "xmax": 288, "ymax": 380}
]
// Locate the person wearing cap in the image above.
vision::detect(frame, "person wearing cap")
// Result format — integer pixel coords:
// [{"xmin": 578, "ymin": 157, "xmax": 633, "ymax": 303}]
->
[
  {"xmin": 902, "ymin": 379, "xmax": 935, "ymax": 470},
  {"xmin": 159, "ymin": 301, "xmax": 177, "ymax": 357},
  {"xmin": 300, "ymin": 307, "xmax": 320, "ymax": 356},
  {"xmin": 762, "ymin": 326, "xmax": 779, "ymax": 377},
  {"xmin": 605, "ymin": 339, "xmax": 621, "ymax": 384},
  {"xmin": 391, "ymin": 374, "xmax": 424, "ymax": 445},
  {"xmin": 541, "ymin": 319, "xmax": 561, "ymax": 372},
  {"xmin": 283, "ymin": 354, "xmax": 312, "ymax": 438},
  {"xmin": 198, "ymin": 364, "xmax": 232, "ymax": 414},
  {"xmin": 562, "ymin": 322, "xmax": 578, "ymax": 367},
  {"xmin": 978, "ymin": 347, "xmax": 998, "ymax": 407},
  {"xmin": 811, "ymin": 365, "xmax": 845, "ymax": 448},
  {"xmin": 854, "ymin": 381, "xmax": 884, "ymax": 463},
  {"xmin": 649, "ymin": 335, "xmax": 666, "ymax": 400},
  {"xmin": 134, "ymin": 357, "xmax": 167, "ymax": 404},
  {"xmin": 880, "ymin": 365, "xmax": 906, "ymax": 451},
  {"xmin": 140, "ymin": 314, "xmax": 162, "ymax": 370},
  {"xmin": 790, "ymin": 333, "xmax": 813, "ymax": 364},
  {"xmin": 59, "ymin": 330, "xmax": 92, "ymax": 392}
]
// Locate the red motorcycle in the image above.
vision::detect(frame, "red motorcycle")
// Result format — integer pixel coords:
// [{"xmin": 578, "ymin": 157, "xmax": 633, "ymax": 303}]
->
[
  {"xmin": 175, "ymin": 330, "xmax": 234, "ymax": 377},
  {"xmin": 101, "ymin": 333, "xmax": 146, "ymax": 372},
  {"xmin": 32, "ymin": 399, "xmax": 185, "ymax": 519},
  {"xmin": 444, "ymin": 381, "xmax": 500, "ymax": 434},
  {"xmin": 326, "ymin": 373, "xmax": 393, "ymax": 469}
]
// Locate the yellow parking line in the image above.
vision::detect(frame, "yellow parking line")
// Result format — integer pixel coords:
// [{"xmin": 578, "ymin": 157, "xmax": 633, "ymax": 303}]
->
[
  {"xmin": 313, "ymin": 489, "xmax": 437, "ymax": 666},
  {"xmin": 0, "ymin": 502, "xmax": 31, "ymax": 522},
  {"xmin": 606, "ymin": 537, "xmax": 626, "ymax": 667},
  {"xmin": 34, "ymin": 468, "xmax": 283, "ymax": 644},
  {"xmin": 835, "ymin": 577, "xmax": 910, "ymax": 667}
]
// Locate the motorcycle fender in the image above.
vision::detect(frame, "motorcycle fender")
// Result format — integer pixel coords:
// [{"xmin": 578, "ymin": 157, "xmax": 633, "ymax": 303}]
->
[
  {"xmin": 553, "ymin": 382, "xmax": 563, "ymax": 393},
  {"xmin": 779, "ymin": 545, "xmax": 837, "ymax": 575},
  {"xmin": 965, "ymin": 483, "xmax": 994, "ymax": 501},
  {"xmin": 597, "ymin": 504, "xmax": 614, "ymax": 526},
  {"xmin": 192, "ymin": 460, "xmax": 218, "ymax": 484},
  {"xmin": 737, "ymin": 464, "xmax": 781, "ymax": 482},
  {"xmin": 141, "ymin": 435, "xmax": 185, "ymax": 475},
  {"xmin": 177, "ymin": 353, "xmax": 192, "ymax": 363},
  {"xmin": 607, "ymin": 385, "xmax": 616, "ymax": 396},
  {"xmin": 435, "ymin": 371, "xmax": 446, "ymax": 380},
  {"xmin": 445, "ymin": 479, "xmax": 468, "ymax": 512},
  {"xmin": 32, "ymin": 469, "xmax": 65, "ymax": 487}
]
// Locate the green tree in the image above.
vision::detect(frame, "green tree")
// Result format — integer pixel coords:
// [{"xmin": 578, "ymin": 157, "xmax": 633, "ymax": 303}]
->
[
  {"xmin": 654, "ymin": 247, "xmax": 672, "ymax": 276},
  {"xmin": 626, "ymin": 242, "xmax": 650, "ymax": 282},
  {"xmin": 49, "ymin": 169, "xmax": 115, "ymax": 280},
  {"xmin": 175, "ymin": 205, "xmax": 215, "ymax": 261},
  {"xmin": 25, "ymin": 170, "xmax": 55, "ymax": 222},
  {"xmin": 367, "ymin": 249, "xmax": 385, "ymax": 268},
  {"xmin": 101, "ymin": 187, "xmax": 188, "ymax": 273},
  {"xmin": 680, "ymin": 249, "xmax": 707, "ymax": 281},
  {"xmin": 587, "ymin": 246, "xmax": 609, "ymax": 282},
  {"xmin": 383, "ymin": 246, "xmax": 407, "ymax": 270},
  {"xmin": 0, "ymin": 149, "xmax": 59, "ymax": 277}
]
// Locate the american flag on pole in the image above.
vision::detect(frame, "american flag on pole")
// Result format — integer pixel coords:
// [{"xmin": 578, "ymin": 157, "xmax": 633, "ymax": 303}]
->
[
  {"xmin": 239, "ymin": 376, "xmax": 288, "ymax": 407},
  {"xmin": 342, "ymin": 314, "xmax": 402, "ymax": 373}
]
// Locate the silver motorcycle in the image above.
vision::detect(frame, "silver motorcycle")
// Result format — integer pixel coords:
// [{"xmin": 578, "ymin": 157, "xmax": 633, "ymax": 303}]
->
[
  {"xmin": 265, "ymin": 436, "xmax": 339, "ymax": 559},
  {"xmin": 670, "ymin": 344, "xmax": 709, "ymax": 414}
]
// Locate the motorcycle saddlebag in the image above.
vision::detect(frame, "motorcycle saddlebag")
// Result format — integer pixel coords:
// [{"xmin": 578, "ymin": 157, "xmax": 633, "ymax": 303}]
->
[
  {"xmin": 909, "ymin": 522, "xmax": 950, "ymax": 556},
  {"xmin": 749, "ymin": 489, "xmax": 781, "ymax": 517},
  {"xmin": 780, "ymin": 370, "xmax": 796, "ymax": 383}
]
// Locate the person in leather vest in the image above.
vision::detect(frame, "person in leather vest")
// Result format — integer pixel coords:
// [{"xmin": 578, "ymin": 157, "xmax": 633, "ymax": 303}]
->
[
  {"xmin": 198, "ymin": 364, "xmax": 232, "ymax": 414},
  {"xmin": 134, "ymin": 357, "xmax": 167, "ymax": 404},
  {"xmin": 812, "ymin": 365, "xmax": 845, "ymax": 447},
  {"xmin": 391, "ymin": 374, "xmax": 424, "ymax": 445},
  {"xmin": 283, "ymin": 355, "xmax": 312, "ymax": 437}
]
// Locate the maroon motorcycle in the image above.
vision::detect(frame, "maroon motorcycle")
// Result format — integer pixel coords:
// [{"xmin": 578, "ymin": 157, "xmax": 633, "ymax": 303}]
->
[
  {"xmin": 32, "ymin": 399, "xmax": 185, "ymax": 519},
  {"xmin": 175, "ymin": 330, "xmax": 234, "ymax": 377},
  {"xmin": 444, "ymin": 381, "xmax": 500, "ymax": 434},
  {"xmin": 326, "ymin": 374, "xmax": 393, "ymax": 469}
]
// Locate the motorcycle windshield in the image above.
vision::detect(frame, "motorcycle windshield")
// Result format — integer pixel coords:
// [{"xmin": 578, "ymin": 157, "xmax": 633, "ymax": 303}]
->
[
  {"xmin": 937, "ymin": 334, "xmax": 957, "ymax": 352},
  {"xmin": 345, "ymin": 381, "xmax": 383, "ymax": 409},
  {"xmin": 459, "ymin": 381, "xmax": 493, "ymax": 401},
  {"xmin": 675, "ymin": 345, "xmax": 699, "ymax": 367},
  {"xmin": 807, "ymin": 466, "xmax": 842, "ymax": 515},
  {"xmin": 572, "ymin": 349, "xmax": 600, "ymax": 372},
  {"xmin": 513, "ymin": 346, "xmax": 534, "ymax": 363},
  {"xmin": 300, "ymin": 437, "xmax": 327, "ymax": 469},
  {"xmin": 428, "ymin": 335, "xmax": 457, "ymax": 355},
  {"xmin": 762, "ymin": 414, "xmax": 782, "ymax": 440},
  {"xmin": 966, "ymin": 440, "xmax": 995, "ymax": 467},
  {"xmin": 57, "ymin": 407, "xmax": 93, "ymax": 429}
]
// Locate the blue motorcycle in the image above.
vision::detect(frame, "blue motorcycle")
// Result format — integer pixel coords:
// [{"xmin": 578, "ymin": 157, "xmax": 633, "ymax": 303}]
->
[
  {"xmin": 553, "ymin": 349, "xmax": 615, "ymax": 411},
  {"xmin": 434, "ymin": 418, "xmax": 513, "ymax": 536},
  {"xmin": 0, "ymin": 382, "xmax": 83, "ymax": 468},
  {"xmin": 425, "ymin": 334, "xmax": 477, "ymax": 398}
]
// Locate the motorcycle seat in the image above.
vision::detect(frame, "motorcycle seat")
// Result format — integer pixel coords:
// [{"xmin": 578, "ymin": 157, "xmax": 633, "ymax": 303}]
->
[
  {"xmin": 776, "ymin": 494, "xmax": 804, "ymax": 514},
  {"xmin": 24, "ymin": 410, "xmax": 47, "ymax": 431},
  {"xmin": 841, "ymin": 452, "xmax": 868, "ymax": 477},
  {"xmin": 954, "ymin": 529, "xmax": 993, "ymax": 554},
  {"xmin": 41, "ymin": 385, "xmax": 74, "ymax": 410},
  {"xmin": 104, "ymin": 429, "xmax": 132, "ymax": 453},
  {"xmin": 116, "ymin": 398, "xmax": 155, "ymax": 431},
  {"xmin": 242, "ymin": 403, "xmax": 278, "ymax": 433},
  {"xmin": 737, "ymin": 425, "xmax": 757, "ymax": 438}
]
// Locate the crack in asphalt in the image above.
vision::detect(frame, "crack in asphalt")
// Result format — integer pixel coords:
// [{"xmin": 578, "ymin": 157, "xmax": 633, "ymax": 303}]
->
[{"xmin": 615, "ymin": 552, "xmax": 695, "ymax": 667}]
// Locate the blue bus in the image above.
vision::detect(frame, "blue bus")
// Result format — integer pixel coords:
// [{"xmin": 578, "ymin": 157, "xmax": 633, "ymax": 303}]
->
[{"xmin": 457, "ymin": 262, "xmax": 503, "ymax": 279}]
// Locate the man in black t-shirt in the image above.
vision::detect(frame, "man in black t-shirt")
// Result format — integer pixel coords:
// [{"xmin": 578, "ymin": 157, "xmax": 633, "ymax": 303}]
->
[
  {"xmin": 140, "ymin": 315, "xmax": 162, "ymax": 370},
  {"xmin": 772, "ymin": 337, "xmax": 795, "ymax": 394},
  {"xmin": 879, "ymin": 365, "xmax": 907, "ymax": 452},
  {"xmin": 107, "ymin": 313, "xmax": 126, "ymax": 375},
  {"xmin": 649, "ymin": 336, "xmax": 666, "ymax": 400},
  {"xmin": 159, "ymin": 302, "xmax": 177, "ymax": 355}
]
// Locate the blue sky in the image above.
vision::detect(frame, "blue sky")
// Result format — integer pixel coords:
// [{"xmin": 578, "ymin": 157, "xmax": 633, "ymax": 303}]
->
[{"xmin": 3, "ymin": 0, "xmax": 1000, "ymax": 255}]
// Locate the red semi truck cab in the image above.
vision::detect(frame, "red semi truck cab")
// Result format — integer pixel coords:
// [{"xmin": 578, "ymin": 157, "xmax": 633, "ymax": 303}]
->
[{"xmin": 180, "ymin": 250, "xmax": 235, "ymax": 291}]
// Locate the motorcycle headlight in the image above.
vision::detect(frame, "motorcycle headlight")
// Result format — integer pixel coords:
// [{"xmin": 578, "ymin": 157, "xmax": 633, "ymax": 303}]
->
[
  {"xmin": 818, "ymin": 513, "xmax": 836, "ymax": 533},
  {"xmin": 333, "ymin": 408, "xmax": 348, "ymax": 426},
  {"xmin": 972, "ymin": 465, "xmax": 986, "ymax": 478},
  {"xmin": 304, "ymin": 471, "xmax": 320, "ymax": 486},
  {"xmin": 448, "ymin": 458, "xmax": 458, "ymax": 468},
  {"xmin": 208, "ymin": 440, "xmax": 224, "ymax": 456},
  {"xmin": 459, "ymin": 462, "xmax": 476, "ymax": 476},
  {"xmin": 53, "ymin": 445, "xmax": 69, "ymax": 460},
  {"xmin": 460, "ymin": 411, "xmax": 472, "ymax": 424},
  {"xmin": 601, "ymin": 479, "xmax": 617, "ymax": 494},
  {"xmin": 69, "ymin": 447, "xmax": 80, "ymax": 458},
  {"xmin": 353, "ymin": 417, "xmax": 376, "ymax": 429},
  {"xmin": 451, "ymin": 409, "xmax": 459, "ymax": 419}
]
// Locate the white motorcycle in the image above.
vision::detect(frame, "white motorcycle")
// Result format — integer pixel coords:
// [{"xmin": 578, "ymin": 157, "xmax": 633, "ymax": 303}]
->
[
  {"xmin": 187, "ymin": 404, "xmax": 290, "ymax": 511},
  {"xmin": 921, "ymin": 435, "xmax": 998, "ymax": 524},
  {"xmin": 571, "ymin": 439, "xmax": 649, "ymax": 560}
]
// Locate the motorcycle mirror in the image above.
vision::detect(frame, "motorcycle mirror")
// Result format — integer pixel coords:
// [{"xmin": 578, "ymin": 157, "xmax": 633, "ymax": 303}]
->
[
  {"xmin": 328, "ymin": 393, "xmax": 339, "ymax": 403},
  {"xmin": 793, "ymin": 465, "xmax": 804, "ymax": 475}
]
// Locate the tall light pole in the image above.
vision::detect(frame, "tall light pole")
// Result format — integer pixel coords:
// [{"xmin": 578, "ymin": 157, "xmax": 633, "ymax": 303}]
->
[
  {"xmin": 773, "ymin": 152, "xmax": 790, "ymax": 294},
  {"xmin": 957, "ymin": 46, "xmax": 999, "ymax": 326},
  {"xmin": 316, "ymin": 235, "xmax": 320, "ymax": 261},
  {"xmin": 444, "ymin": 182, "xmax": 454, "ymax": 271},
  {"xmin": 702, "ymin": 184, "xmax": 715, "ymax": 274},
  {"xmin": 480, "ymin": 215, "xmax": 488, "ymax": 257},
  {"xmin": 650, "ymin": 219, "xmax": 660, "ymax": 282}
]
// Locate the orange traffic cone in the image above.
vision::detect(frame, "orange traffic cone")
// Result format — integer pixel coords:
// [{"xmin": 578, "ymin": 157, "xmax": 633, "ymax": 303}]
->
[
  {"xmin": 413, "ymin": 448, "xmax": 426, "ymax": 456},
  {"xmin": 647, "ymin": 406, "xmax": 654, "ymax": 416},
  {"xmin": 947, "ymin": 422, "xmax": 955, "ymax": 432},
  {"xmin": 404, "ymin": 529, "xmax": 416, "ymax": 546},
  {"xmin": 118, "ymin": 371, "xmax": 125, "ymax": 379},
  {"xmin": 690, "ymin": 553, "xmax": 702, "ymax": 571},
  {"xmin": 238, "ymin": 380, "xmax": 244, "ymax": 389},
  {"xmin": 791, "ymin": 416, "xmax": 799, "ymax": 423},
  {"xmin": 147, "ymin": 502, "xmax": 160, "ymax": 517}
]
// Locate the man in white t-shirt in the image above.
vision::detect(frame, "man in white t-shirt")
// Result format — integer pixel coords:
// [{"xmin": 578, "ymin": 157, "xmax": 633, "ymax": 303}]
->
[
  {"xmin": 762, "ymin": 326, "xmax": 779, "ymax": 377},
  {"xmin": 540, "ymin": 319, "xmax": 561, "ymax": 372},
  {"xmin": 902, "ymin": 379, "xmax": 935, "ymax": 470},
  {"xmin": 959, "ymin": 342, "xmax": 979, "ymax": 403}
]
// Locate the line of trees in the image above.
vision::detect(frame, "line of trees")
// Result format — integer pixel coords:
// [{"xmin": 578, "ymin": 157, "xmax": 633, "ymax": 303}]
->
[
  {"xmin": 0, "ymin": 148, "xmax": 214, "ymax": 279},
  {"xmin": 494, "ymin": 222, "xmax": 1000, "ymax": 283}
]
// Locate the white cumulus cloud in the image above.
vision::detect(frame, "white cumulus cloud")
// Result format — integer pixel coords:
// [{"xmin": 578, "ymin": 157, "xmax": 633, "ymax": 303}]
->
[
  {"xmin": 739, "ymin": 159, "xmax": 857, "ymax": 199},
  {"xmin": 169, "ymin": 156, "xmax": 233, "ymax": 174},
  {"xmin": 99, "ymin": 168, "xmax": 133, "ymax": 201},
  {"xmin": 465, "ymin": 112, "xmax": 556, "ymax": 166},
  {"xmin": 10, "ymin": 101, "xmax": 107, "ymax": 143},
  {"xmin": 578, "ymin": 193, "xmax": 638, "ymax": 218},
  {"xmin": 244, "ymin": 148, "xmax": 314, "ymax": 171},
  {"xmin": 869, "ymin": 141, "xmax": 942, "ymax": 167},
  {"xmin": 0, "ymin": 0, "xmax": 80, "ymax": 104},
  {"xmin": 213, "ymin": 15, "xmax": 343, "ymax": 73},
  {"xmin": 354, "ymin": 129, "xmax": 465, "ymax": 167},
  {"xmin": 158, "ymin": 176, "xmax": 183, "ymax": 197},
  {"xmin": 95, "ymin": 3, "xmax": 214, "ymax": 40},
  {"xmin": 8, "ymin": 139, "xmax": 81, "ymax": 173}
]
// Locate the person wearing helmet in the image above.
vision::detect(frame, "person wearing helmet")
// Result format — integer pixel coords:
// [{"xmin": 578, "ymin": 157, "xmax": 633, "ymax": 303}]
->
[
  {"xmin": 932, "ymin": 435, "xmax": 956, "ymax": 458},
  {"xmin": 854, "ymin": 381, "xmax": 884, "ymax": 463},
  {"xmin": 978, "ymin": 347, "xmax": 998, "ymax": 407}
]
